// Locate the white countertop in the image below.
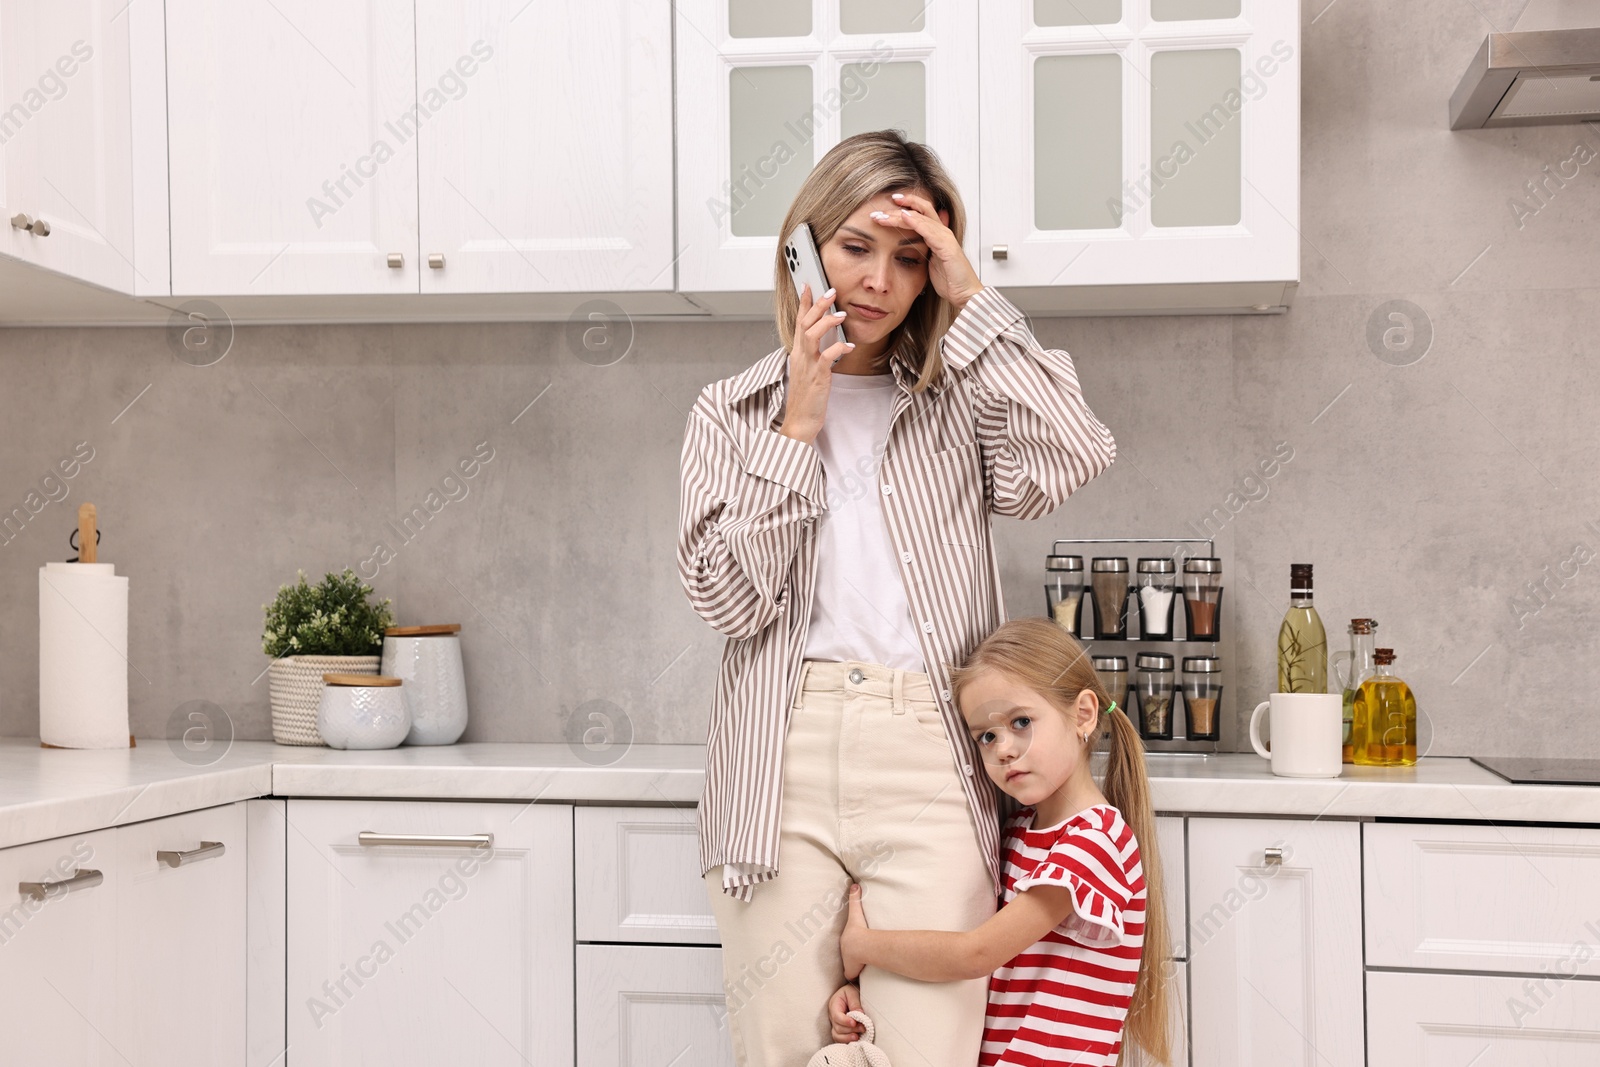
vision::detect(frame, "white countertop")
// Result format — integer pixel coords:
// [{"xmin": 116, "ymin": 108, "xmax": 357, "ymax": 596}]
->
[{"xmin": 3, "ymin": 737, "xmax": 1597, "ymax": 851}]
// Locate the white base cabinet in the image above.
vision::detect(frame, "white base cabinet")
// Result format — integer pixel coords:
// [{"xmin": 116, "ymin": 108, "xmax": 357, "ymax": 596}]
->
[
  {"xmin": 1187, "ymin": 817, "xmax": 1362, "ymax": 1067},
  {"xmin": 0, "ymin": 803, "xmax": 247, "ymax": 1067},
  {"xmin": 114, "ymin": 802, "xmax": 248, "ymax": 1066},
  {"xmin": 579, "ymin": 943, "xmax": 735, "ymax": 1067},
  {"xmin": 1367, "ymin": 969, "xmax": 1600, "ymax": 1066},
  {"xmin": 0, "ymin": 827, "xmax": 119, "ymax": 1064},
  {"xmin": 285, "ymin": 799, "xmax": 574, "ymax": 1066}
]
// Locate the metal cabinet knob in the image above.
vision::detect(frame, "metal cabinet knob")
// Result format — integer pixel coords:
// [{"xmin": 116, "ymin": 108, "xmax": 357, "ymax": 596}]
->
[
  {"xmin": 157, "ymin": 841, "xmax": 226, "ymax": 868},
  {"xmin": 19, "ymin": 867, "xmax": 102, "ymax": 901},
  {"xmin": 387, "ymin": 252, "xmax": 404, "ymax": 269},
  {"xmin": 10, "ymin": 212, "xmax": 50, "ymax": 237},
  {"xmin": 1263, "ymin": 846, "xmax": 1284, "ymax": 866},
  {"xmin": 991, "ymin": 244, "xmax": 1008, "ymax": 260},
  {"xmin": 427, "ymin": 253, "xmax": 445, "ymax": 269}
]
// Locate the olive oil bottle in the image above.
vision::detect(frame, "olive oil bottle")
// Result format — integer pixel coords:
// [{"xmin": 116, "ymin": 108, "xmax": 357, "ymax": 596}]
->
[
  {"xmin": 1277, "ymin": 563, "xmax": 1327, "ymax": 693},
  {"xmin": 1351, "ymin": 648, "xmax": 1417, "ymax": 766}
]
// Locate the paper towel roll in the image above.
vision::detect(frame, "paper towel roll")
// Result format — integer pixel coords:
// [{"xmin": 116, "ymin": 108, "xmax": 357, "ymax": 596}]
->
[{"xmin": 39, "ymin": 561, "xmax": 130, "ymax": 749}]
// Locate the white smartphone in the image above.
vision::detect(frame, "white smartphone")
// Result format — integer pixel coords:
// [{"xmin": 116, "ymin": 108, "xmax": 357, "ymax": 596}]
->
[{"xmin": 782, "ymin": 223, "xmax": 847, "ymax": 356}]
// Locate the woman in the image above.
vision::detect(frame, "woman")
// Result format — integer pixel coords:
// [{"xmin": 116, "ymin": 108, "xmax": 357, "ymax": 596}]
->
[{"xmin": 677, "ymin": 130, "xmax": 1116, "ymax": 1067}]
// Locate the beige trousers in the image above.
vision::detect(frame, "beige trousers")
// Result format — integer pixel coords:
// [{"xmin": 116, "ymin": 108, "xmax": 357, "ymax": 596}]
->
[{"xmin": 705, "ymin": 659, "xmax": 996, "ymax": 1067}]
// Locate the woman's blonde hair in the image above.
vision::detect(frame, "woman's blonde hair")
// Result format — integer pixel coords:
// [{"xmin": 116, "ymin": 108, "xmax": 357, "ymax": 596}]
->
[
  {"xmin": 772, "ymin": 130, "xmax": 966, "ymax": 394},
  {"xmin": 950, "ymin": 617, "xmax": 1174, "ymax": 1066}
]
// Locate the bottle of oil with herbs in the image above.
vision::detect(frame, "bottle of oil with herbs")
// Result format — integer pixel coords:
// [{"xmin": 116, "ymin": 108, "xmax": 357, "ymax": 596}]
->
[
  {"xmin": 1351, "ymin": 648, "xmax": 1417, "ymax": 766},
  {"xmin": 1277, "ymin": 563, "xmax": 1327, "ymax": 693}
]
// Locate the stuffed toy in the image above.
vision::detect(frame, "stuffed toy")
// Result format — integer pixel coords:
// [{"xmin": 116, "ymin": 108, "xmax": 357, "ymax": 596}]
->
[{"xmin": 806, "ymin": 1010, "xmax": 891, "ymax": 1067}]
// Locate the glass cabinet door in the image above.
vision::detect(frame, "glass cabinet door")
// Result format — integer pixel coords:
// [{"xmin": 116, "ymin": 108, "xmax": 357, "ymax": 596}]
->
[
  {"xmin": 979, "ymin": 0, "xmax": 1298, "ymax": 303},
  {"xmin": 677, "ymin": 0, "xmax": 980, "ymax": 301}
]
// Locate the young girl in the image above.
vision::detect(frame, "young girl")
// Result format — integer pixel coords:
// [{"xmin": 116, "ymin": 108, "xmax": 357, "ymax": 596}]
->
[{"xmin": 826, "ymin": 617, "xmax": 1172, "ymax": 1066}]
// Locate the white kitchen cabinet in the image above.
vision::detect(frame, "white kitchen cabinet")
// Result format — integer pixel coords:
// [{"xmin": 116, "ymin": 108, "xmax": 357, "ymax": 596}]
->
[
  {"xmin": 285, "ymin": 799, "xmax": 574, "ymax": 1066},
  {"xmin": 576, "ymin": 805, "xmax": 720, "ymax": 944},
  {"xmin": 578, "ymin": 943, "xmax": 736, "ymax": 1067},
  {"xmin": 415, "ymin": 0, "xmax": 674, "ymax": 294},
  {"xmin": 978, "ymin": 0, "xmax": 1299, "ymax": 312},
  {"xmin": 675, "ymin": 0, "xmax": 982, "ymax": 309},
  {"xmin": 113, "ymin": 802, "xmax": 247, "ymax": 1067},
  {"xmin": 0, "ymin": 0, "xmax": 135, "ymax": 291},
  {"xmin": 1156, "ymin": 814, "xmax": 1186, "ymax": 958},
  {"xmin": 1367, "ymin": 969, "xmax": 1600, "ymax": 1066},
  {"xmin": 165, "ymin": 0, "xmax": 419, "ymax": 295},
  {"xmin": 0, "ymin": 827, "xmax": 118, "ymax": 1064},
  {"xmin": 1186, "ymin": 817, "xmax": 1362, "ymax": 1067},
  {"xmin": 1127, "ymin": 958, "xmax": 1190, "ymax": 1067},
  {"xmin": 1365, "ymin": 820, "xmax": 1600, "ymax": 977}
]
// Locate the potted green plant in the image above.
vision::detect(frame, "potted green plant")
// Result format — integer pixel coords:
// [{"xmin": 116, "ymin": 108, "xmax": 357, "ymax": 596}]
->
[{"xmin": 263, "ymin": 568, "xmax": 394, "ymax": 745}]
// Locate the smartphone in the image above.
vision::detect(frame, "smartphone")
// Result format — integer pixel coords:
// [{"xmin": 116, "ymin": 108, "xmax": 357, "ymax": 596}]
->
[{"xmin": 782, "ymin": 222, "xmax": 847, "ymax": 356}]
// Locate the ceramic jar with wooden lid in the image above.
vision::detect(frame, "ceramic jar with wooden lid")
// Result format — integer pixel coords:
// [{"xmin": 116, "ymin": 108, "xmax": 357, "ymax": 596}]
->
[
  {"xmin": 381, "ymin": 624, "xmax": 469, "ymax": 745},
  {"xmin": 317, "ymin": 674, "xmax": 411, "ymax": 750}
]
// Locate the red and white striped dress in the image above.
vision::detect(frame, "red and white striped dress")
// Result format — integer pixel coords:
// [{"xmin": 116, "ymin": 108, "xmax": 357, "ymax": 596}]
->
[{"xmin": 980, "ymin": 804, "xmax": 1146, "ymax": 1067}]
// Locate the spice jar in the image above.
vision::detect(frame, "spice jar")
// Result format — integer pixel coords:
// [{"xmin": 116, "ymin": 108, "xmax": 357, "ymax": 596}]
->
[
  {"xmin": 1089, "ymin": 557, "xmax": 1130, "ymax": 639},
  {"xmin": 1181, "ymin": 656, "xmax": 1223, "ymax": 740},
  {"xmin": 1044, "ymin": 555, "xmax": 1085, "ymax": 636},
  {"xmin": 1135, "ymin": 652, "xmax": 1176, "ymax": 740},
  {"xmin": 1135, "ymin": 558, "xmax": 1178, "ymax": 638},
  {"xmin": 1091, "ymin": 655, "xmax": 1129, "ymax": 744},
  {"xmin": 1182, "ymin": 557, "xmax": 1224, "ymax": 641}
]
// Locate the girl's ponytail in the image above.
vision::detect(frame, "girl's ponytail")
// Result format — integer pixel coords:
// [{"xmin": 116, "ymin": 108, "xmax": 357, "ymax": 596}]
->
[
  {"xmin": 950, "ymin": 618, "xmax": 1174, "ymax": 1066},
  {"xmin": 1102, "ymin": 699, "xmax": 1171, "ymax": 1066}
]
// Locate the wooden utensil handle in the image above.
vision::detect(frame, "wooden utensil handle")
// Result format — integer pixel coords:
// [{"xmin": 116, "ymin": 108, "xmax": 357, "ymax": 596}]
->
[{"xmin": 78, "ymin": 503, "xmax": 96, "ymax": 564}]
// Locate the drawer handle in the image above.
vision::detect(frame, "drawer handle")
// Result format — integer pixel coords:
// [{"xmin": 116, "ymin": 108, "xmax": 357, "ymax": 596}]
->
[
  {"xmin": 991, "ymin": 244, "xmax": 1008, "ymax": 260},
  {"xmin": 1263, "ymin": 846, "xmax": 1284, "ymax": 867},
  {"xmin": 19, "ymin": 868, "xmax": 102, "ymax": 901},
  {"xmin": 427, "ymin": 253, "xmax": 445, "ymax": 269},
  {"xmin": 358, "ymin": 832, "xmax": 493, "ymax": 849},
  {"xmin": 387, "ymin": 252, "xmax": 405, "ymax": 269},
  {"xmin": 157, "ymin": 841, "xmax": 225, "ymax": 868}
]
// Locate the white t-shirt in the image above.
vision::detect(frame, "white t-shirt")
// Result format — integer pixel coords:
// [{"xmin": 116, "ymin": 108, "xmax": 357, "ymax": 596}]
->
[{"xmin": 800, "ymin": 371, "xmax": 925, "ymax": 673}]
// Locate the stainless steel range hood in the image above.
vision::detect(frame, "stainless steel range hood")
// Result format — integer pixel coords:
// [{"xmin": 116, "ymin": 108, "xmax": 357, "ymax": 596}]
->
[{"xmin": 1450, "ymin": 0, "xmax": 1600, "ymax": 128}]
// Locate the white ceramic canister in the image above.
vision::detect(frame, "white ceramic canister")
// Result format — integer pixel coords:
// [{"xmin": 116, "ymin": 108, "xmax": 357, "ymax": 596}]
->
[
  {"xmin": 381, "ymin": 624, "xmax": 469, "ymax": 745},
  {"xmin": 317, "ymin": 674, "xmax": 411, "ymax": 750}
]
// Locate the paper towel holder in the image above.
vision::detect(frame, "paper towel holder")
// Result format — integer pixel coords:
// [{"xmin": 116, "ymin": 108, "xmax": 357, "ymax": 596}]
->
[{"xmin": 66, "ymin": 526, "xmax": 101, "ymax": 564}]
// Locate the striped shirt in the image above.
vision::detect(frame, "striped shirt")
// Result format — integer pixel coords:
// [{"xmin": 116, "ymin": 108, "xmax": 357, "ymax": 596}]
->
[
  {"xmin": 981, "ymin": 805, "xmax": 1146, "ymax": 1067},
  {"xmin": 676, "ymin": 284, "xmax": 1116, "ymax": 902}
]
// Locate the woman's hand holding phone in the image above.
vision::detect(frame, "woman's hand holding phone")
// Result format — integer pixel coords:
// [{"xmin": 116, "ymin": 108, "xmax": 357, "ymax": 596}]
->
[{"xmin": 778, "ymin": 282, "xmax": 854, "ymax": 446}]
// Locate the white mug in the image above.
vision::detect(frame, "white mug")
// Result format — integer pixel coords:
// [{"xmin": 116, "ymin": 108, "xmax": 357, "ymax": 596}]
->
[{"xmin": 1250, "ymin": 693, "xmax": 1342, "ymax": 778}]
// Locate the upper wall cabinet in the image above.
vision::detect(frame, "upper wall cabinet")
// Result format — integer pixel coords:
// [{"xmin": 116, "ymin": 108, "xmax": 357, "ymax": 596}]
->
[
  {"xmin": 979, "ymin": 0, "xmax": 1299, "ymax": 313},
  {"xmin": 415, "ymin": 0, "xmax": 673, "ymax": 294},
  {"xmin": 0, "ymin": 0, "xmax": 135, "ymax": 292},
  {"xmin": 165, "ymin": 0, "xmax": 418, "ymax": 296},
  {"xmin": 165, "ymin": 0, "xmax": 673, "ymax": 298},
  {"xmin": 675, "ymin": 0, "xmax": 982, "ymax": 312}
]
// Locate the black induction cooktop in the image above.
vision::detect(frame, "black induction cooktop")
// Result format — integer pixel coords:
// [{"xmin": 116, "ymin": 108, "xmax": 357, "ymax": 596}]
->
[{"xmin": 1472, "ymin": 756, "xmax": 1600, "ymax": 786}]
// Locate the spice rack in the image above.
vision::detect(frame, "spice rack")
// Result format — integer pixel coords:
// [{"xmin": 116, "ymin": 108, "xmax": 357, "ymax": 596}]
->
[{"xmin": 1045, "ymin": 537, "xmax": 1228, "ymax": 755}]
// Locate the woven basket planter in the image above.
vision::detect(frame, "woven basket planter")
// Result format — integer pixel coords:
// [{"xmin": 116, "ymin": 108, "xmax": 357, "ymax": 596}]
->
[{"xmin": 268, "ymin": 655, "xmax": 380, "ymax": 745}]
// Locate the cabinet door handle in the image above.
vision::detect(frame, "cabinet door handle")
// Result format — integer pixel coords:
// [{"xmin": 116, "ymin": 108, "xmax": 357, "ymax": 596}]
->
[
  {"xmin": 358, "ymin": 832, "xmax": 492, "ymax": 849},
  {"xmin": 19, "ymin": 867, "xmax": 102, "ymax": 901},
  {"xmin": 10, "ymin": 212, "xmax": 50, "ymax": 237},
  {"xmin": 427, "ymin": 253, "xmax": 445, "ymax": 269},
  {"xmin": 991, "ymin": 244, "xmax": 1008, "ymax": 260},
  {"xmin": 387, "ymin": 252, "xmax": 405, "ymax": 269},
  {"xmin": 1263, "ymin": 846, "xmax": 1284, "ymax": 866},
  {"xmin": 156, "ymin": 841, "xmax": 226, "ymax": 868}
]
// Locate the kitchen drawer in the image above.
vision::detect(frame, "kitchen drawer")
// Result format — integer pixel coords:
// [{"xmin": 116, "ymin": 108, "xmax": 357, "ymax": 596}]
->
[
  {"xmin": 578, "ymin": 944, "xmax": 734, "ymax": 1067},
  {"xmin": 576, "ymin": 805, "xmax": 718, "ymax": 945},
  {"xmin": 1365, "ymin": 821, "xmax": 1600, "ymax": 976},
  {"xmin": 1367, "ymin": 970, "xmax": 1600, "ymax": 1065}
]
